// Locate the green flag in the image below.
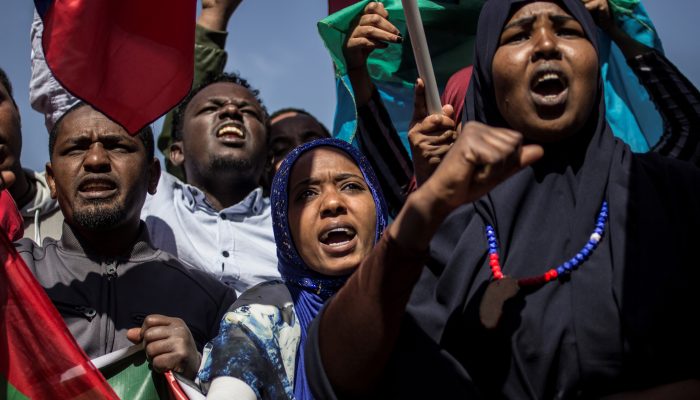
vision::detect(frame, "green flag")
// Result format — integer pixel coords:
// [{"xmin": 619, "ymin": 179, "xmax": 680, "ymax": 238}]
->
[
  {"xmin": 93, "ymin": 345, "xmax": 204, "ymax": 400},
  {"xmin": 318, "ymin": 0, "xmax": 664, "ymax": 153},
  {"xmin": 318, "ymin": 0, "xmax": 484, "ymax": 147}
]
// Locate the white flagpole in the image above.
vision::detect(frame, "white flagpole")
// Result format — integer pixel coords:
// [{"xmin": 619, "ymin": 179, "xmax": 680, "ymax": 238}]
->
[{"xmin": 401, "ymin": 0, "xmax": 443, "ymax": 115}]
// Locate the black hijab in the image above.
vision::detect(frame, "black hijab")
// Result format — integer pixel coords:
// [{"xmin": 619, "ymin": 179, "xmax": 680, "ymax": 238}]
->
[{"xmin": 401, "ymin": 0, "xmax": 700, "ymax": 398}]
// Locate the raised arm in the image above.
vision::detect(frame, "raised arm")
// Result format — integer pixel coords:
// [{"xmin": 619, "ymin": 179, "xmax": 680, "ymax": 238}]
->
[
  {"xmin": 632, "ymin": 50, "xmax": 700, "ymax": 164},
  {"xmin": 314, "ymin": 122, "xmax": 543, "ymax": 397},
  {"xmin": 345, "ymin": 4, "xmax": 461, "ymax": 213},
  {"xmin": 344, "ymin": 2, "xmax": 402, "ymax": 107},
  {"xmin": 344, "ymin": 3, "xmax": 414, "ymax": 215},
  {"xmin": 158, "ymin": 0, "xmax": 243, "ymax": 179},
  {"xmin": 585, "ymin": 0, "xmax": 700, "ymax": 164}
]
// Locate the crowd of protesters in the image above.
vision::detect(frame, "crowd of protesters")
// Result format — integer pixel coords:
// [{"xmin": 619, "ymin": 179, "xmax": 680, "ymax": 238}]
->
[{"xmin": 2, "ymin": 0, "xmax": 700, "ymax": 399}]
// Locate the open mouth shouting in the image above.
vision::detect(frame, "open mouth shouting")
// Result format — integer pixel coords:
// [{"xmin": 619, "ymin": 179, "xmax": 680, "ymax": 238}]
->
[
  {"xmin": 216, "ymin": 122, "xmax": 246, "ymax": 145},
  {"xmin": 78, "ymin": 177, "xmax": 118, "ymax": 200},
  {"xmin": 318, "ymin": 223, "xmax": 358, "ymax": 256},
  {"xmin": 530, "ymin": 65, "xmax": 569, "ymax": 108}
]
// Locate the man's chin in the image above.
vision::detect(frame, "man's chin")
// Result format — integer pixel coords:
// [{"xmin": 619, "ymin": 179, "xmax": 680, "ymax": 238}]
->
[
  {"xmin": 72, "ymin": 204, "xmax": 126, "ymax": 231},
  {"xmin": 209, "ymin": 156, "xmax": 253, "ymax": 172}
]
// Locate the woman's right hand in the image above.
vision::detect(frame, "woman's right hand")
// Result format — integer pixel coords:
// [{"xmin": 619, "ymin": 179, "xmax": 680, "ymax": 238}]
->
[
  {"xmin": 344, "ymin": 2, "xmax": 402, "ymax": 71},
  {"xmin": 423, "ymin": 121, "xmax": 544, "ymax": 212},
  {"xmin": 390, "ymin": 122, "xmax": 543, "ymax": 252}
]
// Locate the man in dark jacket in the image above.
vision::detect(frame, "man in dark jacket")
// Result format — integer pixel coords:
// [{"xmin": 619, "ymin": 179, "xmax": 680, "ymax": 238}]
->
[{"xmin": 12, "ymin": 102, "xmax": 236, "ymax": 380}]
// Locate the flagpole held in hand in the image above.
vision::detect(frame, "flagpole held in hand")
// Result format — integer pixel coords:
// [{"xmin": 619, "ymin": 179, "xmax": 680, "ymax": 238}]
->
[{"xmin": 401, "ymin": 0, "xmax": 442, "ymax": 115}]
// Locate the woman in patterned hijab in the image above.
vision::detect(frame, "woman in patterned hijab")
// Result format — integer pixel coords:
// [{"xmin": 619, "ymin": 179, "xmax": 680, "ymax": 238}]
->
[{"xmin": 199, "ymin": 138, "xmax": 388, "ymax": 400}]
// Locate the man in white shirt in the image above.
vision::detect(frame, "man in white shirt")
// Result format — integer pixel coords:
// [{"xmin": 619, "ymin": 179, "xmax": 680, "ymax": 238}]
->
[{"xmin": 142, "ymin": 73, "xmax": 278, "ymax": 294}]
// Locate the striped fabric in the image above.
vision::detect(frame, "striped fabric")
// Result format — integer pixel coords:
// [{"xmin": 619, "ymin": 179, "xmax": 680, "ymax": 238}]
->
[
  {"xmin": 357, "ymin": 89, "xmax": 414, "ymax": 215},
  {"xmin": 637, "ymin": 51, "xmax": 700, "ymax": 165}
]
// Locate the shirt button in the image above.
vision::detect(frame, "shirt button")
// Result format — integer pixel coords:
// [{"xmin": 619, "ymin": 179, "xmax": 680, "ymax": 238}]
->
[{"xmin": 222, "ymin": 251, "xmax": 230, "ymax": 257}]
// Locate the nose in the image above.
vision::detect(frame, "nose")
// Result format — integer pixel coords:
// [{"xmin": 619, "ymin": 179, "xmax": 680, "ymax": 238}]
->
[
  {"xmin": 320, "ymin": 189, "xmax": 347, "ymax": 218},
  {"xmin": 83, "ymin": 144, "xmax": 111, "ymax": 173},
  {"xmin": 218, "ymin": 102, "xmax": 242, "ymax": 121},
  {"xmin": 531, "ymin": 27, "xmax": 561, "ymax": 62}
]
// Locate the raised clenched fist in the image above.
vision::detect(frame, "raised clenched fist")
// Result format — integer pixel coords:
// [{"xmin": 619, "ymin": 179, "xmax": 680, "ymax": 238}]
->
[{"xmin": 421, "ymin": 121, "xmax": 544, "ymax": 211}]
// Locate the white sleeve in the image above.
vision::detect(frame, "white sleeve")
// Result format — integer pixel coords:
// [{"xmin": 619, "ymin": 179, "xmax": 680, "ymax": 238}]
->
[
  {"xmin": 29, "ymin": 9, "xmax": 79, "ymax": 133},
  {"xmin": 206, "ymin": 376, "xmax": 258, "ymax": 400}
]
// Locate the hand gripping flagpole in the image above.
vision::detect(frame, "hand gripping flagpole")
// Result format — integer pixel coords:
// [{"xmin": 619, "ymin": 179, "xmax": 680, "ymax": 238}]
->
[{"xmin": 401, "ymin": 0, "xmax": 443, "ymax": 115}]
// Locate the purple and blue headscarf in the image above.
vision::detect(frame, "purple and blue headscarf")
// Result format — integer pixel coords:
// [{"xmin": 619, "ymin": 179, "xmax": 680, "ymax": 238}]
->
[{"xmin": 270, "ymin": 138, "xmax": 388, "ymax": 400}]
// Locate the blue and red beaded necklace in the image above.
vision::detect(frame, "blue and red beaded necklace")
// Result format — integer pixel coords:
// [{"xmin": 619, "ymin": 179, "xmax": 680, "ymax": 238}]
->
[
  {"xmin": 479, "ymin": 201, "xmax": 609, "ymax": 329},
  {"xmin": 486, "ymin": 201, "xmax": 608, "ymax": 286}
]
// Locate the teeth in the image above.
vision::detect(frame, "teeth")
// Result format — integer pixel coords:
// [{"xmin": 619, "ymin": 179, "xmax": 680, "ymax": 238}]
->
[
  {"xmin": 217, "ymin": 125, "xmax": 244, "ymax": 138},
  {"xmin": 320, "ymin": 227, "xmax": 356, "ymax": 242},
  {"xmin": 537, "ymin": 73, "xmax": 560, "ymax": 84}
]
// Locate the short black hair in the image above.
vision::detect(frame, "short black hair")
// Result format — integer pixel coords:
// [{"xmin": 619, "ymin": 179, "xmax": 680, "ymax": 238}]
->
[
  {"xmin": 172, "ymin": 72, "xmax": 268, "ymax": 142},
  {"xmin": 269, "ymin": 107, "xmax": 331, "ymax": 138},
  {"xmin": 49, "ymin": 102, "xmax": 155, "ymax": 161},
  {"xmin": 0, "ymin": 66, "xmax": 16, "ymax": 104}
]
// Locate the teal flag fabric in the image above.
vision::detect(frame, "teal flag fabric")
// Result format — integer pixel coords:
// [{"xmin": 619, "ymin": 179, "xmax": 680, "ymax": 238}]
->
[{"xmin": 318, "ymin": 0, "xmax": 664, "ymax": 154}]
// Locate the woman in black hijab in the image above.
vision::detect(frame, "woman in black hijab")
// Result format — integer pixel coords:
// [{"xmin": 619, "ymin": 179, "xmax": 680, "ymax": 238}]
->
[{"xmin": 304, "ymin": 0, "xmax": 700, "ymax": 399}]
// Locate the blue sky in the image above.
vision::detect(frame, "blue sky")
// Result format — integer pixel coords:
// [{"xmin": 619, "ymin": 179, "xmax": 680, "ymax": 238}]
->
[{"xmin": 2, "ymin": 1, "xmax": 698, "ymax": 171}]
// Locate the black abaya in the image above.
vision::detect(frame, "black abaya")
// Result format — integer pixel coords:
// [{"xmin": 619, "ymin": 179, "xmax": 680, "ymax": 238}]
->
[{"xmin": 306, "ymin": 0, "xmax": 700, "ymax": 398}]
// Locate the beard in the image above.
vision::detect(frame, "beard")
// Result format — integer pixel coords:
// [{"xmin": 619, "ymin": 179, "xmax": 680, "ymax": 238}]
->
[
  {"xmin": 209, "ymin": 155, "xmax": 255, "ymax": 172},
  {"xmin": 72, "ymin": 200, "xmax": 127, "ymax": 231}
]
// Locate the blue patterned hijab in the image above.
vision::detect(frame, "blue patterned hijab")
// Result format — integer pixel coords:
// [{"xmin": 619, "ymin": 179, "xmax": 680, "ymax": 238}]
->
[{"xmin": 270, "ymin": 138, "xmax": 388, "ymax": 400}]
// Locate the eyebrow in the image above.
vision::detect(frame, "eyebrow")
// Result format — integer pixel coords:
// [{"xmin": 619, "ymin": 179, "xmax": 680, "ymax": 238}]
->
[
  {"xmin": 63, "ymin": 132, "xmax": 133, "ymax": 146},
  {"xmin": 502, "ymin": 13, "xmax": 577, "ymax": 31},
  {"xmin": 204, "ymin": 97, "xmax": 254, "ymax": 108},
  {"xmin": 550, "ymin": 15, "xmax": 577, "ymax": 25},
  {"xmin": 503, "ymin": 15, "xmax": 536, "ymax": 31},
  {"xmin": 291, "ymin": 172, "xmax": 365, "ymax": 191}
]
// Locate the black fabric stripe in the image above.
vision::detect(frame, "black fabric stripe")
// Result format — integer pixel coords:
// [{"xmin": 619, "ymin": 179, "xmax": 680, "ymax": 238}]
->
[
  {"xmin": 634, "ymin": 52, "xmax": 700, "ymax": 165},
  {"xmin": 355, "ymin": 92, "xmax": 415, "ymax": 214}
]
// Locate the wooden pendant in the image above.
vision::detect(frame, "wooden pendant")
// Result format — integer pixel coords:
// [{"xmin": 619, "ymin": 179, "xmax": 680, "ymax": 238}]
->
[{"xmin": 479, "ymin": 276, "xmax": 520, "ymax": 330}]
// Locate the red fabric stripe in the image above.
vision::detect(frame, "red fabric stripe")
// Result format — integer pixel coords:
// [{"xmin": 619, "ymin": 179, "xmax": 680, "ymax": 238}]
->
[
  {"xmin": 0, "ymin": 231, "xmax": 118, "ymax": 399},
  {"xmin": 0, "ymin": 190, "xmax": 24, "ymax": 242},
  {"xmin": 41, "ymin": 0, "xmax": 196, "ymax": 134},
  {"xmin": 165, "ymin": 371, "xmax": 190, "ymax": 400}
]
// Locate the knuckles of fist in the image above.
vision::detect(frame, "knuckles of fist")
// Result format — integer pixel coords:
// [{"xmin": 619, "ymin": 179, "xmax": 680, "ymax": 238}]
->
[{"xmin": 127, "ymin": 315, "xmax": 199, "ymax": 377}]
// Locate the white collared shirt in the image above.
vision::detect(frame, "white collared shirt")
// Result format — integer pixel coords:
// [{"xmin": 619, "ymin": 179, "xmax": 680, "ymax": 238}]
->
[{"xmin": 141, "ymin": 172, "xmax": 279, "ymax": 295}]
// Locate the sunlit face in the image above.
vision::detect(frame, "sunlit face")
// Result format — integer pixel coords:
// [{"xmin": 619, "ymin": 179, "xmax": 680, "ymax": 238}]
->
[
  {"xmin": 175, "ymin": 82, "xmax": 267, "ymax": 181},
  {"xmin": 46, "ymin": 105, "xmax": 159, "ymax": 232},
  {"xmin": 287, "ymin": 147, "xmax": 377, "ymax": 276},
  {"xmin": 492, "ymin": 1, "xmax": 598, "ymax": 142}
]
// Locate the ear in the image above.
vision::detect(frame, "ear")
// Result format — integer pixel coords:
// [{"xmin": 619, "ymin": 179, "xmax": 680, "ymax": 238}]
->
[
  {"xmin": 259, "ymin": 153, "xmax": 275, "ymax": 189},
  {"xmin": 147, "ymin": 158, "xmax": 161, "ymax": 195},
  {"xmin": 169, "ymin": 141, "xmax": 185, "ymax": 167},
  {"xmin": 45, "ymin": 162, "xmax": 57, "ymax": 199},
  {"xmin": 266, "ymin": 149, "xmax": 276, "ymax": 174}
]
